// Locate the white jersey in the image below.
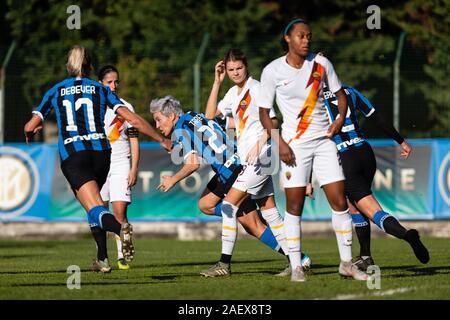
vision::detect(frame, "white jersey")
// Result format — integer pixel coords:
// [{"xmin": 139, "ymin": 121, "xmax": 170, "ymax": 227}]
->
[
  {"xmin": 259, "ymin": 53, "xmax": 342, "ymax": 147},
  {"xmin": 217, "ymin": 77, "xmax": 276, "ymax": 159},
  {"xmin": 103, "ymin": 98, "xmax": 135, "ymax": 162}
]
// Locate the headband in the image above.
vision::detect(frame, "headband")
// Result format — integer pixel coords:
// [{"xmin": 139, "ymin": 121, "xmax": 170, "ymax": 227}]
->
[{"xmin": 283, "ymin": 18, "xmax": 307, "ymax": 36}]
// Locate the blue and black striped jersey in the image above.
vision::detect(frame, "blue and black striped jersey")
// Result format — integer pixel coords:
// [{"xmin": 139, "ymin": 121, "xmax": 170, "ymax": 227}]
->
[
  {"xmin": 213, "ymin": 115, "xmax": 228, "ymax": 132},
  {"xmin": 33, "ymin": 77, "xmax": 125, "ymax": 161},
  {"xmin": 323, "ymin": 84, "xmax": 375, "ymax": 153},
  {"xmin": 173, "ymin": 111, "xmax": 240, "ymax": 183}
]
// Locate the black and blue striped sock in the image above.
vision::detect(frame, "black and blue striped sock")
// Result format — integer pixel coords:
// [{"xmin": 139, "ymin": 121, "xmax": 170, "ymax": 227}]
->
[
  {"xmin": 373, "ymin": 210, "xmax": 407, "ymax": 239},
  {"xmin": 352, "ymin": 213, "xmax": 371, "ymax": 257}
]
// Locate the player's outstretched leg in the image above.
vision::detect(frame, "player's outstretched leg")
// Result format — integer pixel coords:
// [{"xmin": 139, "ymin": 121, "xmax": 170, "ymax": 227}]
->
[{"xmin": 372, "ymin": 211, "xmax": 429, "ymax": 264}]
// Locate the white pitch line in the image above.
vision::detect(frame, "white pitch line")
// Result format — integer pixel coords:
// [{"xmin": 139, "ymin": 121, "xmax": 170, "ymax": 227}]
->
[{"xmin": 331, "ymin": 287, "xmax": 417, "ymax": 300}]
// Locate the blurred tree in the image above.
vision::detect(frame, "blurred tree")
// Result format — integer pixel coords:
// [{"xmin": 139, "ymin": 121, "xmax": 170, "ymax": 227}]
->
[{"xmin": 4, "ymin": 0, "xmax": 449, "ymax": 140}]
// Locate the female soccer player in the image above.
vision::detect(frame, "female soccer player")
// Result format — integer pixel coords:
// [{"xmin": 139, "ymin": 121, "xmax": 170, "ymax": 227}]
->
[
  {"xmin": 98, "ymin": 65, "xmax": 140, "ymax": 270},
  {"xmin": 258, "ymin": 19, "xmax": 368, "ymax": 281},
  {"xmin": 24, "ymin": 45, "xmax": 171, "ymax": 272},
  {"xmin": 152, "ymin": 96, "xmax": 310, "ymax": 277},
  {"xmin": 322, "ymin": 83, "xmax": 429, "ymax": 270},
  {"xmin": 200, "ymin": 48, "xmax": 310, "ymax": 277}
]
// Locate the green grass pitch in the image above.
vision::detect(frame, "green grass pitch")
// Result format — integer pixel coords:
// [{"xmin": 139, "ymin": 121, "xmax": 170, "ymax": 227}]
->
[{"xmin": 0, "ymin": 237, "xmax": 449, "ymax": 300}]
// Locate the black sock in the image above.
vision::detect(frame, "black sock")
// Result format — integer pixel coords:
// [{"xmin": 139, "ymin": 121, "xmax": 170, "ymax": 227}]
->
[
  {"xmin": 383, "ymin": 216, "xmax": 407, "ymax": 240},
  {"xmin": 90, "ymin": 226, "xmax": 108, "ymax": 261},
  {"xmin": 101, "ymin": 214, "xmax": 121, "ymax": 235},
  {"xmin": 355, "ymin": 223, "xmax": 372, "ymax": 257},
  {"xmin": 220, "ymin": 254, "xmax": 232, "ymax": 264}
]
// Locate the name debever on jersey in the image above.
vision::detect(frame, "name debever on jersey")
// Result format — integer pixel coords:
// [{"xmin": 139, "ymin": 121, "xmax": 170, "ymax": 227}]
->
[{"xmin": 60, "ymin": 85, "xmax": 96, "ymax": 96}]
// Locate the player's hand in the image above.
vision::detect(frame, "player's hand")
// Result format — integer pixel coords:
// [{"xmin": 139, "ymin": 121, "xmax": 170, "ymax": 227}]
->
[
  {"xmin": 327, "ymin": 117, "xmax": 344, "ymax": 138},
  {"xmin": 305, "ymin": 183, "xmax": 315, "ymax": 200},
  {"xmin": 160, "ymin": 138, "xmax": 173, "ymax": 153},
  {"xmin": 400, "ymin": 140, "xmax": 412, "ymax": 159},
  {"xmin": 157, "ymin": 175, "xmax": 176, "ymax": 192},
  {"xmin": 246, "ymin": 142, "xmax": 261, "ymax": 165},
  {"xmin": 128, "ymin": 169, "xmax": 138, "ymax": 188},
  {"xmin": 279, "ymin": 139, "xmax": 295, "ymax": 166},
  {"xmin": 24, "ymin": 125, "xmax": 43, "ymax": 145},
  {"xmin": 214, "ymin": 60, "xmax": 226, "ymax": 84}
]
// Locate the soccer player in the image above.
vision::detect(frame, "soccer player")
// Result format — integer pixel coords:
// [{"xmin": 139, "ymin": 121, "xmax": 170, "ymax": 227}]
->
[
  {"xmin": 24, "ymin": 45, "xmax": 171, "ymax": 272},
  {"xmin": 201, "ymin": 48, "xmax": 310, "ymax": 277},
  {"xmin": 258, "ymin": 19, "xmax": 368, "ymax": 281},
  {"xmin": 98, "ymin": 65, "xmax": 140, "ymax": 270},
  {"xmin": 152, "ymin": 96, "xmax": 306, "ymax": 277},
  {"xmin": 322, "ymin": 83, "xmax": 430, "ymax": 270}
]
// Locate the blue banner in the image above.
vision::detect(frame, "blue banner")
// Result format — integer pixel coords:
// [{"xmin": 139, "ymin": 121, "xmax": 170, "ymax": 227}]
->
[
  {"xmin": 432, "ymin": 139, "xmax": 450, "ymax": 218},
  {"xmin": 1, "ymin": 139, "xmax": 449, "ymax": 221},
  {"xmin": 0, "ymin": 144, "xmax": 57, "ymax": 221}
]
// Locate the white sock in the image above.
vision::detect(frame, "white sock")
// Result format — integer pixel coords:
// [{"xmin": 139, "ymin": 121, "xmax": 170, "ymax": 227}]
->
[
  {"xmin": 115, "ymin": 234, "xmax": 124, "ymax": 260},
  {"xmin": 221, "ymin": 201, "xmax": 238, "ymax": 256},
  {"xmin": 261, "ymin": 207, "xmax": 288, "ymax": 255},
  {"xmin": 284, "ymin": 211, "xmax": 302, "ymax": 270},
  {"xmin": 332, "ymin": 209, "xmax": 353, "ymax": 262}
]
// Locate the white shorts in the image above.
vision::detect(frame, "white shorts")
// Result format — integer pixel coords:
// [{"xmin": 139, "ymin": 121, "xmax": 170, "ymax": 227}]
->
[
  {"xmin": 100, "ymin": 160, "xmax": 132, "ymax": 203},
  {"xmin": 232, "ymin": 145, "xmax": 275, "ymax": 199},
  {"xmin": 281, "ymin": 138, "xmax": 345, "ymax": 188}
]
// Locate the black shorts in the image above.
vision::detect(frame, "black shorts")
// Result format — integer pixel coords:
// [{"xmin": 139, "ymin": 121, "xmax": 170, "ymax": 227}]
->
[
  {"xmin": 60, "ymin": 149, "xmax": 111, "ymax": 193},
  {"xmin": 340, "ymin": 142, "xmax": 377, "ymax": 203},
  {"xmin": 206, "ymin": 165, "xmax": 243, "ymax": 198}
]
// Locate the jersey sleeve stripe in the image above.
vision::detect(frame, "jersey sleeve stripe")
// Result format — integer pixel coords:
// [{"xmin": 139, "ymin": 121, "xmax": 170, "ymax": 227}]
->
[
  {"xmin": 32, "ymin": 111, "xmax": 44, "ymax": 121},
  {"xmin": 112, "ymin": 104, "xmax": 127, "ymax": 113},
  {"xmin": 365, "ymin": 108, "xmax": 375, "ymax": 117}
]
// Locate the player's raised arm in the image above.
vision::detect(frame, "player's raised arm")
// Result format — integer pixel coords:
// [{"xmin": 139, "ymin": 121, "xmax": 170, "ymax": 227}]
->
[{"xmin": 205, "ymin": 60, "xmax": 226, "ymax": 119}]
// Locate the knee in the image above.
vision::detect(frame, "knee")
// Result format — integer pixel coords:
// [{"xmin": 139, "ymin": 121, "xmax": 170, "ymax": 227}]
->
[
  {"xmin": 331, "ymin": 197, "xmax": 348, "ymax": 212},
  {"xmin": 286, "ymin": 203, "xmax": 303, "ymax": 216},
  {"xmin": 198, "ymin": 200, "xmax": 214, "ymax": 215}
]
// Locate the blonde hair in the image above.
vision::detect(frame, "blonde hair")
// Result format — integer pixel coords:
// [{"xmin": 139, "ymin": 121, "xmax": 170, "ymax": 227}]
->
[{"xmin": 66, "ymin": 45, "xmax": 93, "ymax": 77}]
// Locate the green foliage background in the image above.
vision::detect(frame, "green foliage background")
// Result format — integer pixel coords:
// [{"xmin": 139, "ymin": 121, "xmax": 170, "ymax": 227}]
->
[{"xmin": 1, "ymin": 0, "xmax": 448, "ymax": 140}]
